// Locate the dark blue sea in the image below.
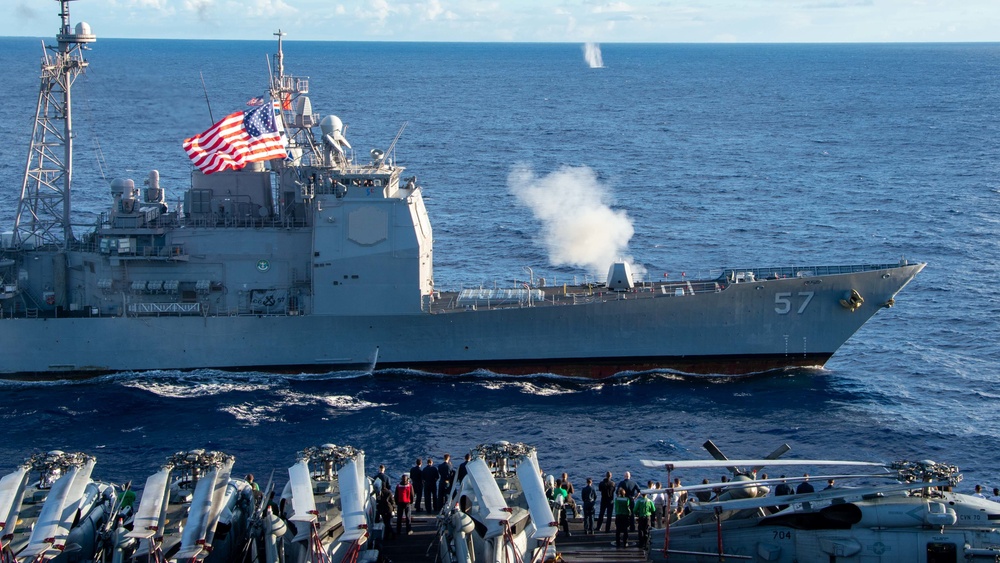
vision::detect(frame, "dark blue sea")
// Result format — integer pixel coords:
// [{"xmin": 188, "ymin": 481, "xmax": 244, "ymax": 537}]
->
[{"xmin": 0, "ymin": 38, "xmax": 998, "ymax": 492}]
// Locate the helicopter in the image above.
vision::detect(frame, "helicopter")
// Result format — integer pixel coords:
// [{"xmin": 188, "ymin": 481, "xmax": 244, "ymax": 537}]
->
[{"xmin": 639, "ymin": 441, "xmax": 1000, "ymax": 563}]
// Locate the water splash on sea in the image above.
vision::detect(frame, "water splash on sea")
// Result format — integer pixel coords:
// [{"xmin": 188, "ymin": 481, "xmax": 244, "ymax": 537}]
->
[{"xmin": 583, "ymin": 42, "xmax": 604, "ymax": 68}]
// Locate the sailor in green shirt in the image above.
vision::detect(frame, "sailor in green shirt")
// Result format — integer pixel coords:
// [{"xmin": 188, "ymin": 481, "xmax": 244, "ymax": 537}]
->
[
  {"xmin": 118, "ymin": 486, "xmax": 136, "ymax": 510},
  {"xmin": 550, "ymin": 479, "xmax": 571, "ymax": 536},
  {"xmin": 634, "ymin": 491, "xmax": 655, "ymax": 549},
  {"xmin": 613, "ymin": 488, "xmax": 632, "ymax": 548}
]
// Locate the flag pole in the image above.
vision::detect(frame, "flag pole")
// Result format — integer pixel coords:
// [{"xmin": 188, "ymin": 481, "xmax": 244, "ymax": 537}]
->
[{"xmin": 199, "ymin": 71, "xmax": 214, "ymax": 124}]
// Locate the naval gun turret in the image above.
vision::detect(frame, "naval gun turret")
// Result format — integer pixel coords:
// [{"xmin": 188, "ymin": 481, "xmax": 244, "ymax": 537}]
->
[{"xmin": 607, "ymin": 261, "xmax": 635, "ymax": 291}]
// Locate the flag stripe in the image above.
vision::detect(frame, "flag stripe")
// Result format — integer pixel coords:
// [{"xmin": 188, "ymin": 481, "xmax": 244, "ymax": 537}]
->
[{"xmin": 182, "ymin": 101, "xmax": 286, "ymax": 175}]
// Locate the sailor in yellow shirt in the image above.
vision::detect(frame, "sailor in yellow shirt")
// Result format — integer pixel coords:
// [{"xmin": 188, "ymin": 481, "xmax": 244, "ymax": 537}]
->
[
  {"xmin": 613, "ymin": 488, "xmax": 632, "ymax": 548},
  {"xmin": 634, "ymin": 491, "xmax": 656, "ymax": 549}
]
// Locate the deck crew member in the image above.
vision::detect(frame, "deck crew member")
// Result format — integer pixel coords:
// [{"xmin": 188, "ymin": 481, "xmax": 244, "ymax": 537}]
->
[
  {"xmin": 695, "ymin": 478, "xmax": 713, "ymax": 502},
  {"xmin": 773, "ymin": 475, "xmax": 791, "ymax": 496},
  {"xmin": 551, "ymin": 479, "xmax": 571, "ymax": 536},
  {"xmin": 617, "ymin": 471, "xmax": 640, "ymax": 531},
  {"xmin": 671, "ymin": 477, "xmax": 687, "ymax": 521},
  {"xmin": 373, "ymin": 464, "xmax": 391, "ymax": 491},
  {"xmin": 395, "ymin": 474, "xmax": 414, "ymax": 535},
  {"xmin": 422, "ymin": 458, "xmax": 438, "ymax": 512},
  {"xmin": 613, "ymin": 488, "xmax": 632, "ymax": 548},
  {"xmin": 376, "ymin": 483, "xmax": 396, "ymax": 539},
  {"xmin": 410, "ymin": 458, "xmax": 424, "ymax": 512},
  {"xmin": 457, "ymin": 453, "xmax": 472, "ymax": 483},
  {"xmin": 581, "ymin": 477, "xmax": 597, "ymax": 534},
  {"xmin": 796, "ymin": 474, "xmax": 814, "ymax": 494},
  {"xmin": 118, "ymin": 483, "xmax": 136, "ymax": 514},
  {"xmin": 597, "ymin": 471, "xmax": 615, "ymax": 532},
  {"xmin": 634, "ymin": 492, "xmax": 655, "ymax": 549},
  {"xmin": 438, "ymin": 453, "xmax": 454, "ymax": 510},
  {"xmin": 245, "ymin": 473, "xmax": 262, "ymax": 501}
]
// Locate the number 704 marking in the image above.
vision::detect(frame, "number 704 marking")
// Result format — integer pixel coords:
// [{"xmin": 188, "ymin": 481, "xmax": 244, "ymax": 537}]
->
[{"xmin": 774, "ymin": 291, "xmax": 814, "ymax": 314}]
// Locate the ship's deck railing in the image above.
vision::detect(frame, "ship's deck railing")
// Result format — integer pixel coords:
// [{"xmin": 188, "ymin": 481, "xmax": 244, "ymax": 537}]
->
[
  {"xmin": 427, "ymin": 279, "xmax": 726, "ymax": 313},
  {"xmin": 93, "ymin": 213, "xmax": 311, "ymax": 233},
  {"xmin": 719, "ymin": 262, "xmax": 907, "ymax": 283},
  {"xmin": 424, "ymin": 262, "xmax": 909, "ymax": 313}
]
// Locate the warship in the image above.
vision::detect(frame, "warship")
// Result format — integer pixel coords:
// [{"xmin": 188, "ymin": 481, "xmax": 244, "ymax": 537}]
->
[{"xmin": 0, "ymin": 1, "xmax": 925, "ymax": 379}]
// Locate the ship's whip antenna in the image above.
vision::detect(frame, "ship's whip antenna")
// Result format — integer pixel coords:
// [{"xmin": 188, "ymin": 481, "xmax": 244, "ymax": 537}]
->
[
  {"xmin": 92, "ymin": 124, "xmax": 109, "ymax": 182},
  {"xmin": 199, "ymin": 71, "xmax": 214, "ymax": 124},
  {"xmin": 385, "ymin": 121, "xmax": 408, "ymax": 161},
  {"xmin": 266, "ymin": 54, "xmax": 273, "ymax": 95}
]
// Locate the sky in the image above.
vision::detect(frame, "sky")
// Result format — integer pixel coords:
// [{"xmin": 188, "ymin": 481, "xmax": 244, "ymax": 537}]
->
[{"xmin": 4, "ymin": 0, "xmax": 999, "ymax": 43}]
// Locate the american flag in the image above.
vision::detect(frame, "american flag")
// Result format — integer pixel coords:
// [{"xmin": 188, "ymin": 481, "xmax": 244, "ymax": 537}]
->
[
  {"xmin": 182, "ymin": 101, "xmax": 286, "ymax": 175},
  {"xmin": 246, "ymin": 95, "xmax": 265, "ymax": 106}
]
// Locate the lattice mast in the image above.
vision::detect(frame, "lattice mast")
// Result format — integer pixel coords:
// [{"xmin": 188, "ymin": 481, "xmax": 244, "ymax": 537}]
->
[{"xmin": 13, "ymin": 0, "xmax": 95, "ymax": 249}]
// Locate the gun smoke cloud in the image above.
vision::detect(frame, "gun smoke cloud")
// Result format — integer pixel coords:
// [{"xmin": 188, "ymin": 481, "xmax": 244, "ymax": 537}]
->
[{"xmin": 507, "ymin": 164, "xmax": 643, "ymax": 279}]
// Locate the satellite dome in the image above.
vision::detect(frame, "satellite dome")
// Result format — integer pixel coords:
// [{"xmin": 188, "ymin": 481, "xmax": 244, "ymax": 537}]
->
[{"xmin": 70, "ymin": 21, "xmax": 97, "ymax": 43}]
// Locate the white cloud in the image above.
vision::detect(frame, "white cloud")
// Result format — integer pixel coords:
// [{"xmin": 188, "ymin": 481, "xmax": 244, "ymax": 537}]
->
[
  {"xmin": 131, "ymin": 0, "xmax": 171, "ymax": 8},
  {"xmin": 782, "ymin": 12, "xmax": 813, "ymax": 29},
  {"xmin": 3, "ymin": 0, "xmax": 1000, "ymax": 42},
  {"xmin": 424, "ymin": 0, "xmax": 444, "ymax": 20},
  {"xmin": 368, "ymin": 0, "xmax": 393, "ymax": 23},
  {"xmin": 245, "ymin": 0, "xmax": 298, "ymax": 17},
  {"xmin": 591, "ymin": 2, "xmax": 633, "ymax": 14}
]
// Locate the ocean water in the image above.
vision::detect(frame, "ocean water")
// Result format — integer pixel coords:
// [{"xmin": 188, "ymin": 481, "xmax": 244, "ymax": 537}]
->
[{"xmin": 0, "ymin": 38, "xmax": 998, "ymax": 492}]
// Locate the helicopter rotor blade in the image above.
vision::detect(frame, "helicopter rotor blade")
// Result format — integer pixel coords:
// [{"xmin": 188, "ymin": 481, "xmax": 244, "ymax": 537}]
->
[
  {"xmin": 702, "ymin": 440, "xmax": 740, "ymax": 474},
  {"xmin": 641, "ymin": 459, "xmax": 885, "ymax": 470},
  {"xmin": 752, "ymin": 443, "xmax": 792, "ymax": 474}
]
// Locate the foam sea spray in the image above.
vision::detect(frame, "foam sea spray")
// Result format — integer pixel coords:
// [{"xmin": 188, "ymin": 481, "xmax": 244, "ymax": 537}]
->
[
  {"xmin": 507, "ymin": 164, "xmax": 643, "ymax": 278},
  {"xmin": 583, "ymin": 42, "xmax": 604, "ymax": 68}
]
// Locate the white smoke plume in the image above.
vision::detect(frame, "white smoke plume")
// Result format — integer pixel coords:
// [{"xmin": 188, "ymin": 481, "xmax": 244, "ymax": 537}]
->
[{"xmin": 508, "ymin": 164, "xmax": 643, "ymax": 278}]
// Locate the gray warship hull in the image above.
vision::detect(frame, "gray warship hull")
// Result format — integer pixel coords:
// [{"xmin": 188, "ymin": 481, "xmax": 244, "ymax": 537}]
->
[
  {"xmin": 2, "ymin": 252, "xmax": 921, "ymax": 378},
  {"xmin": 0, "ymin": 5, "xmax": 924, "ymax": 380}
]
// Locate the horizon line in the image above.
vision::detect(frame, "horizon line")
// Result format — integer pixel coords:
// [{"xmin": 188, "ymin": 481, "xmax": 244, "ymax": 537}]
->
[{"xmin": 2, "ymin": 35, "xmax": 999, "ymax": 46}]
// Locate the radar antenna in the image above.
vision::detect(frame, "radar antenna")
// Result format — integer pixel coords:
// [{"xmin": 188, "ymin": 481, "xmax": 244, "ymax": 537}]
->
[
  {"xmin": 13, "ymin": 0, "xmax": 95, "ymax": 250},
  {"xmin": 268, "ymin": 30, "xmax": 321, "ymax": 163}
]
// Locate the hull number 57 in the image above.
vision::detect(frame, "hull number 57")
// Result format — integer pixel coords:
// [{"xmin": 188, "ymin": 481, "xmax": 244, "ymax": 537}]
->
[{"xmin": 775, "ymin": 292, "xmax": 814, "ymax": 314}]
